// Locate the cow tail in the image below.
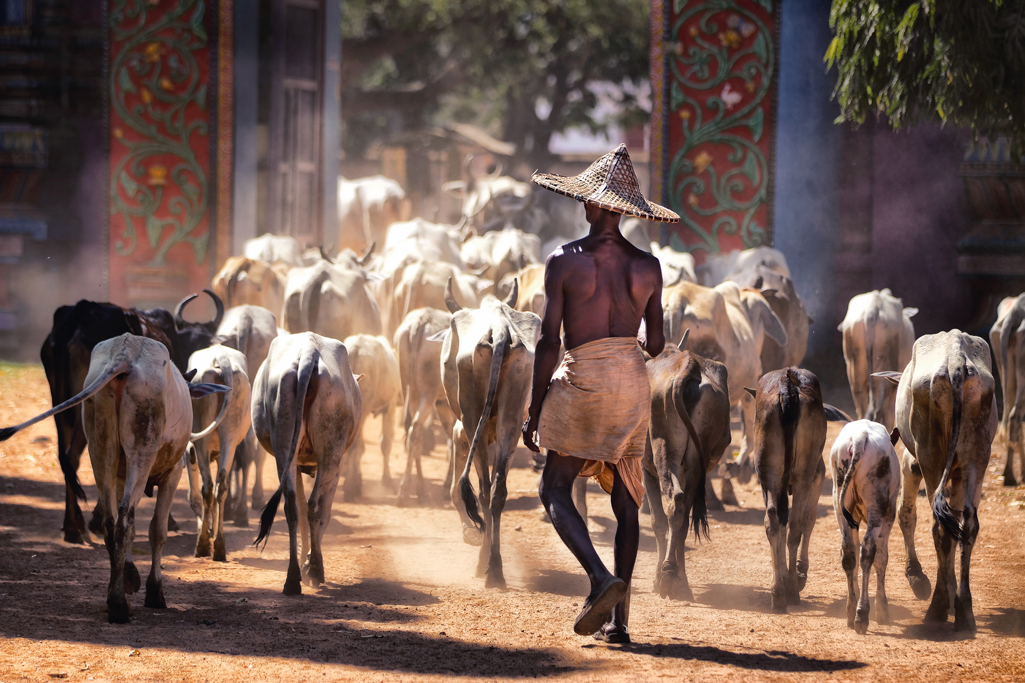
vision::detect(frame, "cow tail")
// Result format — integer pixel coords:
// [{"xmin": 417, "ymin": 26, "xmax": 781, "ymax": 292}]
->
[
  {"xmin": 0, "ymin": 357, "xmax": 131, "ymax": 444},
  {"xmin": 255, "ymin": 346, "xmax": 318, "ymax": 549},
  {"xmin": 777, "ymin": 368, "xmax": 801, "ymax": 528},
  {"xmin": 933, "ymin": 356, "xmax": 965, "ymax": 543},
  {"xmin": 839, "ymin": 429, "xmax": 867, "ymax": 530},
  {"xmin": 459, "ymin": 332, "xmax": 507, "ymax": 534},
  {"xmin": 671, "ymin": 376, "xmax": 710, "ymax": 541},
  {"xmin": 190, "ymin": 353, "xmax": 233, "ymax": 440}
]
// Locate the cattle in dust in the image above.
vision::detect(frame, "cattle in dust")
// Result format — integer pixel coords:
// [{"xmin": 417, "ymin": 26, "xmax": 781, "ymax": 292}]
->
[
  {"xmin": 989, "ymin": 294, "xmax": 1025, "ymax": 486},
  {"xmin": 444, "ymin": 169, "xmax": 541, "ymax": 233},
  {"xmin": 393, "ymin": 307, "xmax": 456, "ymax": 505},
  {"xmin": 699, "ymin": 245, "xmax": 791, "ymax": 287},
  {"xmin": 40, "ymin": 291, "xmax": 224, "ymax": 544},
  {"xmin": 244, "ymin": 234, "xmax": 306, "ymax": 269},
  {"xmin": 728, "ymin": 264, "xmax": 812, "ymax": 373},
  {"xmin": 185, "ymin": 346, "xmax": 252, "ymax": 561},
  {"xmin": 839, "ymin": 289, "xmax": 916, "ymax": 431},
  {"xmin": 211, "ymin": 256, "xmax": 288, "ymax": 318},
  {"xmin": 337, "ymin": 175, "xmax": 410, "ymax": 254},
  {"xmin": 215, "ymin": 305, "xmax": 279, "ymax": 524},
  {"xmin": 340, "ymin": 334, "xmax": 402, "ymax": 501},
  {"xmin": 663, "ymin": 280, "xmax": 787, "ymax": 477},
  {"xmin": 461, "ymin": 227, "xmax": 541, "ymax": 287},
  {"xmin": 282, "ymin": 260, "xmax": 382, "ymax": 339},
  {"xmin": 642, "ymin": 333, "xmax": 731, "ymax": 601},
  {"xmin": 1, "ymin": 333, "xmax": 229, "ymax": 622},
  {"xmin": 441, "ymin": 280, "xmax": 540, "ymax": 587},
  {"xmin": 877, "ymin": 330, "xmax": 997, "ymax": 631},
  {"xmin": 384, "ymin": 218, "xmax": 467, "ymax": 269},
  {"xmin": 830, "ymin": 420, "xmax": 900, "ymax": 634},
  {"xmin": 649, "ymin": 241, "xmax": 697, "ymax": 287},
  {"xmin": 253, "ymin": 332, "xmax": 363, "ymax": 595},
  {"xmin": 497, "ymin": 262, "xmax": 546, "ymax": 316},
  {"xmin": 749, "ymin": 367, "xmax": 848, "ymax": 613},
  {"xmin": 391, "ymin": 261, "xmax": 491, "ymax": 338}
]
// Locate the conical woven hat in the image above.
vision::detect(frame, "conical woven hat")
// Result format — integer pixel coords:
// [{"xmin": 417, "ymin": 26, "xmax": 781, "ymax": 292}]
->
[{"xmin": 531, "ymin": 144, "xmax": 679, "ymax": 223}]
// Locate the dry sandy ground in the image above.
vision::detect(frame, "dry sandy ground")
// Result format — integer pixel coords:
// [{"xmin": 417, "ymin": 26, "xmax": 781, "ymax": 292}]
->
[{"xmin": 1, "ymin": 363, "xmax": 1024, "ymax": 682}]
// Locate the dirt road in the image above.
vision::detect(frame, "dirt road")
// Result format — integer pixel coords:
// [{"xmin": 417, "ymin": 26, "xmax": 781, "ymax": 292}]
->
[{"xmin": 1, "ymin": 363, "xmax": 1024, "ymax": 681}]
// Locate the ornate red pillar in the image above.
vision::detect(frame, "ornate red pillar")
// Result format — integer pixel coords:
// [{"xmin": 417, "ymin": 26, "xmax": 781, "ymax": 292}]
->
[
  {"xmin": 650, "ymin": 0, "xmax": 780, "ymax": 261},
  {"xmin": 107, "ymin": 0, "xmax": 233, "ymax": 309}
]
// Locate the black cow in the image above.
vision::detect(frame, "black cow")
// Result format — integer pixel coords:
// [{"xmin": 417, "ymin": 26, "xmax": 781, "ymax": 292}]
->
[{"xmin": 41, "ymin": 290, "xmax": 223, "ymax": 543}]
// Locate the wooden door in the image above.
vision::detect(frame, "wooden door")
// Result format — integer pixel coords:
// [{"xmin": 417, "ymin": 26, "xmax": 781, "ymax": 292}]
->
[{"xmin": 268, "ymin": 0, "xmax": 323, "ymax": 245}]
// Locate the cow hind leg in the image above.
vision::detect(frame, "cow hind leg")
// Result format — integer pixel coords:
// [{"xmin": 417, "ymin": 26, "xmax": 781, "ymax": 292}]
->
[
  {"xmin": 64, "ymin": 426, "xmax": 91, "ymax": 543},
  {"xmin": 380, "ymin": 408, "xmax": 395, "ymax": 490},
  {"xmin": 342, "ymin": 431, "xmax": 365, "ymax": 501},
  {"xmin": 793, "ymin": 461, "xmax": 825, "ymax": 596},
  {"xmin": 924, "ymin": 517, "xmax": 956, "ymax": 623},
  {"xmin": 898, "ymin": 451, "xmax": 931, "ymax": 599},
  {"xmin": 954, "ymin": 502, "xmax": 979, "ymax": 631},
  {"xmin": 484, "ymin": 445, "xmax": 514, "ymax": 589},
  {"xmin": 854, "ymin": 522, "xmax": 879, "ymax": 634},
  {"xmin": 659, "ymin": 471, "xmax": 693, "ymax": 601},
  {"xmin": 282, "ymin": 479, "xmax": 303, "ymax": 596},
  {"xmin": 1003, "ymin": 444, "xmax": 1018, "ymax": 486},
  {"xmin": 643, "ymin": 467, "xmax": 670, "ymax": 594},
  {"xmin": 306, "ymin": 456, "xmax": 343, "ymax": 588},
  {"xmin": 874, "ymin": 518, "xmax": 893, "ymax": 625},
  {"xmin": 146, "ymin": 463, "xmax": 183, "ymax": 609},
  {"xmin": 764, "ymin": 503, "xmax": 788, "ymax": 614},
  {"xmin": 449, "ymin": 423, "xmax": 481, "ymax": 545},
  {"xmin": 839, "ymin": 522, "xmax": 859, "ymax": 629},
  {"xmin": 474, "ymin": 443, "xmax": 493, "ymax": 580}
]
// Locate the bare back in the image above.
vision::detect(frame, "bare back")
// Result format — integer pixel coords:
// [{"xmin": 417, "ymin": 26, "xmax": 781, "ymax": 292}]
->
[{"xmin": 544, "ymin": 232, "xmax": 663, "ymax": 351}]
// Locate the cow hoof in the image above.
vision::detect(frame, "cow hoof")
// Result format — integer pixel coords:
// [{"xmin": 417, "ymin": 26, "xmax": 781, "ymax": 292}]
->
[
  {"xmin": 786, "ymin": 589, "xmax": 801, "ymax": 606},
  {"xmin": 853, "ymin": 619, "xmax": 868, "ymax": 635},
  {"xmin": 719, "ymin": 478, "xmax": 739, "ymax": 507},
  {"xmin": 63, "ymin": 527, "xmax": 88, "ymax": 545},
  {"xmin": 144, "ymin": 576, "xmax": 166, "ymax": 609},
  {"xmin": 251, "ymin": 497, "xmax": 264, "ymax": 511},
  {"xmin": 924, "ymin": 601, "xmax": 949, "ymax": 623},
  {"xmin": 282, "ymin": 580, "xmax": 302, "ymax": 596},
  {"xmin": 107, "ymin": 598, "xmax": 131, "ymax": 624},
  {"xmin": 195, "ymin": 538, "xmax": 212, "ymax": 558},
  {"xmin": 166, "ymin": 514, "xmax": 180, "ymax": 533},
  {"xmin": 382, "ymin": 475, "xmax": 396, "ymax": 492},
  {"xmin": 796, "ymin": 571, "xmax": 808, "ymax": 592},
  {"xmin": 485, "ymin": 570, "xmax": 506, "ymax": 589},
  {"xmin": 770, "ymin": 601, "xmax": 788, "ymax": 615},
  {"xmin": 907, "ymin": 571, "xmax": 932, "ymax": 600},
  {"xmin": 233, "ymin": 512, "xmax": 249, "ymax": 528},
  {"xmin": 124, "ymin": 562, "xmax": 141, "ymax": 595},
  {"xmin": 954, "ymin": 609, "xmax": 977, "ymax": 632},
  {"xmin": 462, "ymin": 526, "xmax": 483, "ymax": 546},
  {"xmin": 213, "ymin": 549, "xmax": 227, "ymax": 563}
]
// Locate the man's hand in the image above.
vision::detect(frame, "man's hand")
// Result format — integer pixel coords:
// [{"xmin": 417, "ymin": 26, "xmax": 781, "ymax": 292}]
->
[{"xmin": 522, "ymin": 414, "xmax": 540, "ymax": 453}]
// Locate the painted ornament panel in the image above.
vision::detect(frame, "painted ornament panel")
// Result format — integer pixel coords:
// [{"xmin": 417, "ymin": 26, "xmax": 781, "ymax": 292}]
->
[
  {"xmin": 652, "ymin": 0, "xmax": 777, "ymax": 260},
  {"xmin": 108, "ymin": 0, "xmax": 214, "ymax": 307}
]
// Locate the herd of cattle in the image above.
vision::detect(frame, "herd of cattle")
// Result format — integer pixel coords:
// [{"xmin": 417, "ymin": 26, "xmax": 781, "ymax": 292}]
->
[{"xmin": 0, "ymin": 187, "xmax": 1017, "ymax": 636}]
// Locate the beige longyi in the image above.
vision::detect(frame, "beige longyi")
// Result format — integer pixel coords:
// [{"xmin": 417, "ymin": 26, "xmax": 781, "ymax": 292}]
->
[{"xmin": 537, "ymin": 337, "xmax": 650, "ymax": 507}]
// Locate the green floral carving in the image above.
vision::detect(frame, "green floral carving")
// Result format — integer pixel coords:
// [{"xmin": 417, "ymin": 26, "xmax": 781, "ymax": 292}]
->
[
  {"xmin": 668, "ymin": 0, "xmax": 773, "ymax": 254},
  {"xmin": 110, "ymin": 0, "xmax": 209, "ymax": 265}
]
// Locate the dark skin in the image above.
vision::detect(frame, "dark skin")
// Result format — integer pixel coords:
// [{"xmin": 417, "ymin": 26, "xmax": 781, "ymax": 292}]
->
[{"xmin": 523, "ymin": 202, "xmax": 665, "ymax": 639}]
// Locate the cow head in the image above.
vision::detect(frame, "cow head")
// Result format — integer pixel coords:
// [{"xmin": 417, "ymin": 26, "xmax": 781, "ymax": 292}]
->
[{"xmin": 172, "ymin": 289, "xmax": 224, "ymax": 368}]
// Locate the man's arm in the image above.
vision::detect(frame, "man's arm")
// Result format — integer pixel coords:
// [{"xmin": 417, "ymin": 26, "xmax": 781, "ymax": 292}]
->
[
  {"xmin": 638, "ymin": 259, "xmax": 665, "ymax": 357},
  {"xmin": 522, "ymin": 253, "xmax": 566, "ymax": 452}
]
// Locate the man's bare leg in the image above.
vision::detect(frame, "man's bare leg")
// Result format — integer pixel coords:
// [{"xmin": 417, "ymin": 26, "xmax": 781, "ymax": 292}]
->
[
  {"xmin": 539, "ymin": 450, "xmax": 629, "ymax": 637},
  {"xmin": 595, "ymin": 463, "xmax": 638, "ymax": 643}
]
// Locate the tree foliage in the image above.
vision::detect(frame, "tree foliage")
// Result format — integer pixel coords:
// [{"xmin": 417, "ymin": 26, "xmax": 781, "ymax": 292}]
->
[
  {"xmin": 827, "ymin": 1, "xmax": 1025, "ymax": 155},
  {"xmin": 341, "ymin": 0, "xmax": 651, "ymax": 168}
]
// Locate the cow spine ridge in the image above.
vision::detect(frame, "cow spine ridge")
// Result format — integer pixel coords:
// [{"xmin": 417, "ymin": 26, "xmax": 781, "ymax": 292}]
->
[
  {"xmin": 459, "ymin": 330, "xmax": 508, "ymax": 534},
  {"xmin": 933, "ymin": 355, "xmax": 965, "ymax": 542},
  {"xmin": 777, "ymin": 368, "xmax": 801, "ymax": 528},
  {"xmin": 838, "ymin": 428, "xmax": 868, "ymax": 530},
  {"xmin": 255, "ymin": 343, "xmax": 318, "ymax": 549}
]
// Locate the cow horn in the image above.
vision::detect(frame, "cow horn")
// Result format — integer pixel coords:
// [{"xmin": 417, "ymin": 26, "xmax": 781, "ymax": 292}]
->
[
  {"xmin": 204, "ymin": 289, "xmax": 224, "ymax": 330},
  {"xmin": 677, "ymin": 328, "xmax": 690, "ymax": 351},
  {"xmin": 486, "ymin": 162, "xmax": 503, "ymax": 181},
  {"xmin": 504, "ymin": 277, "xmax": 519, "ymax": 307},
  {"xmin": 318, "ymin": 245, "xmax": 334, "ymax": 264},
  {"xmin": 444, "ymin": 277, "xmax": 463, "ymax": 313},
  {"xmin": 358, "ymin": 241, "xmax": 375, "ymax": 265},
  {"xmin": 175, "ymin": 293, "xmax": 199, "ymax": 320}
]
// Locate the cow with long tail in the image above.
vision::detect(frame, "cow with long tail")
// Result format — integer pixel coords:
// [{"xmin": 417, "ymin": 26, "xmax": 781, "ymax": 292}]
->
[
  {"xmin": 0, "ymin": 333, "xmax": 228, "ymax": 622},
  {"xmin": 252, "ymin": 332, "xmax": 363, "ymax": 595}
]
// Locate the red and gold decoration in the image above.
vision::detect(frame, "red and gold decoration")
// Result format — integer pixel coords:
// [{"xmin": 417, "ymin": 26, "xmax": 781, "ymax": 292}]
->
[
  {"xmin": 108, "ymin": 0, "xmax": 232, "ymax": 306},
  {"xmin": 650, "ymin": 0, "xmax": 779, "ymax": 260}
]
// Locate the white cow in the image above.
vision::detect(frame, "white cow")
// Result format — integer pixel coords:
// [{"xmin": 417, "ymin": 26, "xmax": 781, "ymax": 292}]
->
[
  {"xmin": 244, "ymin": 234, "xmax": 306, "ymax": 269},
  {"xmin": 460, "ymin": 227, "xmax": 541, "ymax": 286},
  {"xmin": 338, "ymin": 175, "xmax": 409, "ymax": 253},
  {"xmin": 282, "ymin": 260, "xmax": 382, "ymax": 339},
  {"xmin": 649, "ymin": 241, "xmax": 697, "ymax": 286},
  {"xmin": 185, "ymin": 346, "xmax": 252, "ymax": 561},
  {"xmin": 699, "ymin": 245, "xmax": 790, "ymax": 286},
  {"xmin": 839, "ymin": 289, "xmax": 916, "ymax": 429},
  {"xmin": 253, "ymin": 332, "xmax": 363, "ymax": 595},
  {"xmin": 831, "ymin": 420, "xmax": 900, "ymax": 633},
  {"xmin": 989, "ymin": 294, "xmax": 1025, "ymax": 485},
  {"xmin": 0, "ymin": 334, "xmax": 228, "ymax": 622},
  {"xmin": 384, "ymin": 218, "xmax": 467, "ymax": 268}
]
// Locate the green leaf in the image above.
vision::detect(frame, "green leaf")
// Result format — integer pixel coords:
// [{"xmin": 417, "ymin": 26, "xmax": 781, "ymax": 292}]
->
[
  {"xmin": 670, "ymin": 81, "xmax": 685, "ymax": 111},
  {"xmin": 191, "ymin": 231, "xmax": 209, "ymax": 265},
  {"xmin": 146, "ymin": 215, "xmax": 165, "ymax": 249},
  {"xmin": 118, "ymin": 66, "xmax": 136, "ymax": 94},
  {"xmin": 746, "ymin": 108, "xmax": 764, "ymax": 142},
  {"xmin": 182, "ymin": 181, "xmax": 200, "ymax": 201},
  {"xmin": 741, "ymin": 151, "xmax": 759, "ymax": 185},
  {"xmin": 194, "ymin": 84, "xmax": 207, "ymax": 110},
  {"xmin": 191, "ymin": 3, "xmax": 208, "ymax": 42},
  {"xmin": 119, "ymin": 171, "xmax": 139, "ymax": 198},
  {"xmin": 753, "ymin": 32, "xmax": 768, "ymax": 63}
]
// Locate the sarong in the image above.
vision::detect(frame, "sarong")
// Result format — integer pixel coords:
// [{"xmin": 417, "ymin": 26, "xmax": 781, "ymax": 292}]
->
[{"xmin": 537, "ymin": 337, "xmax": 650, "ymax": 507}]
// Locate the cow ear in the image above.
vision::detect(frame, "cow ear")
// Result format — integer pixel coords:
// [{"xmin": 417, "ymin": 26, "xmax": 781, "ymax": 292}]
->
[
  {"xmin": 427, "ymin": 329, "xmax": 450, "ymax": 343},
  {"xmin": 889, "ymin": 427, "xmax": 900, "ymax": 446},
  {"xmin": 872, "ymin": 370, "xmax": 903, "ymax": 386},
  {"xmin": 188, "ymin": 382, "xmax": 231, "ymax": 398},
  {"xmin": 744, "ymin": 386, "xmax": 756, "ymax": 397},
  {"xmin": 903, "ymin": 307, "xmax": 918, "ymax": 318},
  {"xmin": 677, "ymin": 328, "xmax": 690, "ymax": 351},
  {"xmin": 183, "ymin": 368, "xmax": 198, "ymax": 382},
  {"xmin": 823, "ymin": 403, "xmax": 852, "ymax": 423},
  {"xmin": 762, "ymin": 306, "xmax": 788, "ymax": 348}
]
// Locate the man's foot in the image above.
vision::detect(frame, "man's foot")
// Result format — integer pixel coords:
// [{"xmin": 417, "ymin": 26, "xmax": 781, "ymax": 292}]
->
[
  {"xmin": 593, "ymin": 623, "xmax": 630, "ymax": 644},
  {"xmin": 574, "ymin": 576, "xmax": 627, "ymax": 636}
]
